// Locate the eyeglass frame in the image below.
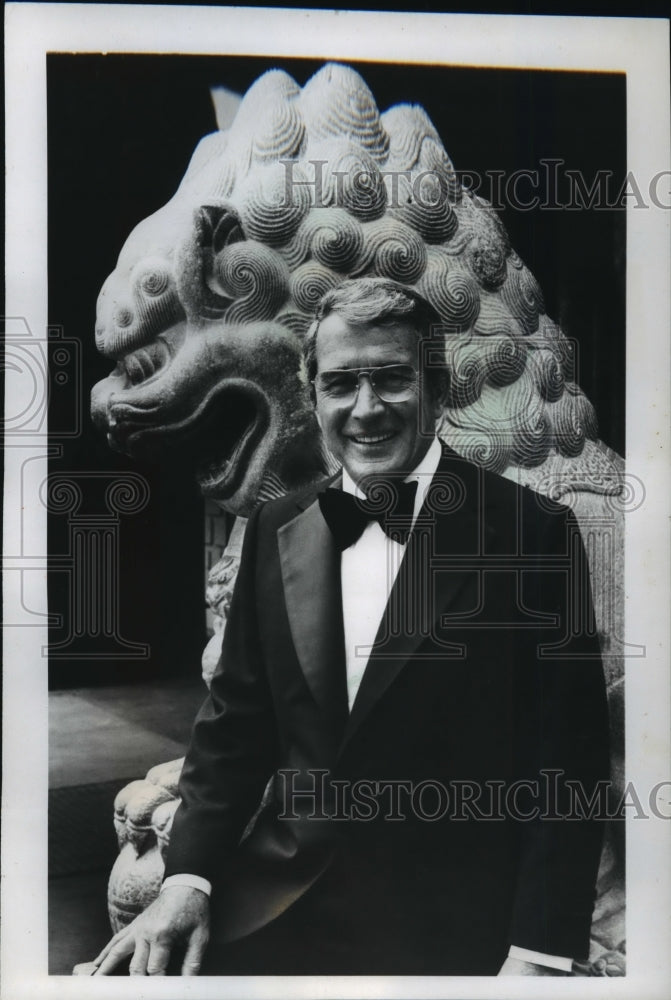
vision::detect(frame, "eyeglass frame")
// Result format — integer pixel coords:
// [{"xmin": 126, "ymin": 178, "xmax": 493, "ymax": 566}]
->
[{"xmin": 311, "ymin": 363, "xmax": 420, "ymax": 404}]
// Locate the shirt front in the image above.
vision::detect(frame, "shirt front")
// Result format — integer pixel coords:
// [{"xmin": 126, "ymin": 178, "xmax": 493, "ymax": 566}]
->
[{"xmin": 340, "ymin": 435, "xmax": 443, "ymax": 710}]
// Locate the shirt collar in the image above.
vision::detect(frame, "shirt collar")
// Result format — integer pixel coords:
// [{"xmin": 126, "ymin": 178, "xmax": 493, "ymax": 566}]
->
[{"xmin": 342, "ymin": 436, "xmax": 443, "ymax": 523}]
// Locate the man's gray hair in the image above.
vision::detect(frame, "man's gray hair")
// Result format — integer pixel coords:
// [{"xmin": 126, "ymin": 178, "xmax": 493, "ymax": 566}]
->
[{"xmin": 304, "ymin": 277, "xmax": 448, "ymax": 398}]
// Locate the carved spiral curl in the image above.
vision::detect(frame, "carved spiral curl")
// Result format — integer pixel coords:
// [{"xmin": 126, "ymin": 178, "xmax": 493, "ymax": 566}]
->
[
  {"xmin": 98, "ymin": 262, "xmax": 184, "ymax": 358},
  {"xmin": 548, "ymin": 383, "xmax": 599, "ymax": 458},
  {"xmin": 289, "ymin": 262, "xmax": 341, "ymax": 313},
  {"xmin": 421, "ymin": 139, "xmax": 460, "ymax": 203},
  {"xmin": 275, "ymin": 307, "xmax": 313, "ymax": 340},
  {"xmin": 483, "ymin": 334, "xmax": 527, "ymax": 388},
  {"xmin": 298, "ymin": 208, "xmax": 364, "ymax": 272},
  {"xmin": 388, "ymin": 171, "xmax": 458, "ymax": 245},
  {"xmin": 230, "ymin": 70, "xmax": 301, "ymax": 161},
  {"xmin": 132, "ymin": 260, "xmax": 171, "ymax": 298},
  {"xmin": 527, "ymin": 348, "xmax": 565, "ymax": 403},
  {"xmin": 447, "ymin": 374, "xmax": 552, "ymax": 469},
  {"xmin": 474, "ymin": 303, "xmax": 523, "ymax": 340},
  {"xmin": 300, "ymin": 63, "xmax": 389, "ymax": 162},
  {"xmin": 439, "ymin": 418, "xmax": 512, "ymax": 474},
  {"xmin": 252, "ymin": 100, "xmax": 305, "ymax": 162},
  {"xmin": 113, "ymin": 306, "xmax": 133, "ymax": 329},
  {"xmin": 418, "ymin": 256, "xmax": 480, "ymax": 331},
  {"xmin": 459, "ymin": 434, "xmax": 512, "ymax": 473},
  {"xmin": 465, "ymin": 373, "xmax": 546, "ymax": 468},
  {"xmin": 382, "ymin": 104, "xmax": 440, "ymax": 169},
  {"xmin": 321, "ymin": 146, "xmax": 388, "ymax": 221},
  {"xmin": 382, "ymin": 105, "xmax": 461, "ymax": 204},
  {"xmin": 525, "ymin": 321, "xmax": 575, "ymax": 379},
  {"xmin": 500, "ymin": 265, "xmax": 545, "ymax": 335},
  {"xmin": 353, "ymin": 218, "xmax": 427, "ymax": 284},
  {"xmin": 127, "ymin": 259, "xmax": 183, "ymax": 340},
  {"xmin": 569, "ymin": 383, "xmax": 599, "ymax": 441},
  {"xmin": 278, "ymin": 227, "xmax": 311, "ymax": 273},
  {"xmin": 215, "ymin": 241, "xmax": 290, "ymax": 323},
  {"xmin": 441, "ymin": 230, "xmax": 475, "ymax": 260},
  {"xmin": 237, "ymin": 163, "xmax": 311, "ymax": 247},
  {"xmin": 103, "ymin": 298, "xmax": 184, "ymax": 360},
  {"xmin": 524, "ymin": 319, "xmax": 560, "ymax": 351},
  {"xmin": 444, "ymin": 342, "xmax": 488, "ymax": 409},
  {"xmin": 510, "ymin": 407, "xmax": 552, "ymax": 468}
]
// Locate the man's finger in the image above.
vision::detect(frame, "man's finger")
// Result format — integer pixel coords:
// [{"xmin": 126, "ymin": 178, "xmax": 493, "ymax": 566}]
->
[
  {"xmin": 181, "ymin": 928, "xmax": 209, "ymax": 976},
  {"xmin": 146, "ymin": 940, "xmax": 172, "ymax": 976},
  {"xmin": 128, "ymin": 937, "xmax": 151, "ymax": 976},
  {"xmin": 94, "ymin": 932, "xmax": 137, "ymax": 975},
  {"xmin": 92, "ymin": 926, "xmax": 132, "ymax": 966}
]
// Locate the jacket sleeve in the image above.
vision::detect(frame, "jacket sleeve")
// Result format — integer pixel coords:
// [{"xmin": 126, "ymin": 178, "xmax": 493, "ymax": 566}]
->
[
  {"xmin": 164, "ymin": 505, "xmax": 280, "ymax": 886},
  {"xmin": 508, "ymin": 503, "xmax": 611, "ymax": 960}
]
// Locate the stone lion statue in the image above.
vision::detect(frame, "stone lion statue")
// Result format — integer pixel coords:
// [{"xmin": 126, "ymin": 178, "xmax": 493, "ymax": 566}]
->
[{"xmin": 89, "ymin": 63, "xmax": 624, "ymax": 975}]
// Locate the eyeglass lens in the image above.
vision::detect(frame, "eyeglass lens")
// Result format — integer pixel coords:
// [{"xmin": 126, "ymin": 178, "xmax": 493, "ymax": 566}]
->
[{"xmin": 316, "ymin": 365, "xmax": 417, "ymax": 402}]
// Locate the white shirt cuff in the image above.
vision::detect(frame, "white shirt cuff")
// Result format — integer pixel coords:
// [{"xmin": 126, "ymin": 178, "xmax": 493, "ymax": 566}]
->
[
  {"xmin": 508, "ymin": 945, "xmax": 573, "ymax": 972},
  {"xmin": 161, "ymin": 873, "xmax": 212, "ymax": 897}
]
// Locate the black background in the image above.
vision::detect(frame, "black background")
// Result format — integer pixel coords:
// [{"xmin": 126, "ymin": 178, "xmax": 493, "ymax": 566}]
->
[{"xmin": 47, "ymin": 53, "xmax": 626, "ymax": 687}]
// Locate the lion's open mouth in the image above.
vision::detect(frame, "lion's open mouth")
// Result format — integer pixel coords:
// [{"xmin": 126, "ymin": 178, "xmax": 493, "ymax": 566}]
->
[
  {"xmin": 101, "ymin": 351, "xmax": 271, "ymax": 500},
  {"xmin": 189, "ymin": 387, "xmax": 267, "ymax": 498}
]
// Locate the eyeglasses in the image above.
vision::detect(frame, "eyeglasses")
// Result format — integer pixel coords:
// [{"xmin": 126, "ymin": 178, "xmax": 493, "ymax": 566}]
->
[{"xmin": 312, "ymin": 364, "xmax": 419, "ymax": 404}]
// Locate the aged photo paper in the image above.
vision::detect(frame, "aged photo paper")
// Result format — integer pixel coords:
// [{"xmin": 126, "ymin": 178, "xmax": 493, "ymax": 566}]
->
[{"xmin": 3, "ymin": 4, "xmax": 670, "ymax": 999}]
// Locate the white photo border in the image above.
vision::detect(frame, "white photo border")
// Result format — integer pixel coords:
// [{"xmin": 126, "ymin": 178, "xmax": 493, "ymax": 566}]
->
[{"xmin": 4, "ymin": 4, "xmax": 670, "ymax": 999}]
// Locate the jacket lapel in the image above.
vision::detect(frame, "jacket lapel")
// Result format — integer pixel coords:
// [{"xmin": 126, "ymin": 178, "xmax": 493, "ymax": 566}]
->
[
  {"xmin": 339, "ymin": 446, "xmax": 496, "ymax": 754},
  {"xmin": 277, "ymin": 484, "xmax": 349, "ymax": 733}
]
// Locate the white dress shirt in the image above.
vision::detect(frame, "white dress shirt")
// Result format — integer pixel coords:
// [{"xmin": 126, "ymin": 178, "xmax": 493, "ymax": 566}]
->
[
  {"xmin": 163, "ymin": 435, "xmax": 573, "ymax": 972},
  {"xmin": 340, "ymin": 436, "xmax": 443, "ymax": 709}
]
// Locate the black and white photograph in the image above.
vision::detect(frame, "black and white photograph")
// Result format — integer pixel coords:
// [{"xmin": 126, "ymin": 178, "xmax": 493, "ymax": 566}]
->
[{"xmin": 3, "ymin": 5, "xmax": 670, "ymax": 998}]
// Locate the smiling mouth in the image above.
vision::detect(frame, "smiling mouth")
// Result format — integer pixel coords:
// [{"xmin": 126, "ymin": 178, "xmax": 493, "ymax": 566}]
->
[{"xmin": 350, "ymin": 432, "xmax": 396, "ymax": 445}]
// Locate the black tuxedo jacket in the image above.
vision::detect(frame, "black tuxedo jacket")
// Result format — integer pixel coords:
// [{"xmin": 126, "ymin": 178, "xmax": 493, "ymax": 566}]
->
[{"xmin": 166, "ymin": 446, "xmax": 609, "ymax": 974}]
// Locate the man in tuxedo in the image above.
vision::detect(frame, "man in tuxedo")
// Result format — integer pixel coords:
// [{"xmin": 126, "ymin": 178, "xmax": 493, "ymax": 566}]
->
[{"xmin": 93, "ymin": 278, "xmax": 609, "ymax": 977}]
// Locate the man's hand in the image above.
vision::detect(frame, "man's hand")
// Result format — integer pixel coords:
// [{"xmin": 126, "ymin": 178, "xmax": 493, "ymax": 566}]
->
[
  {"xmin": 92, "ymin": 885, "xmax": 210, "ymax": 976},
  {"xmin": 498, "ymin": 956, "xmax": 569, "ymax": 976}
]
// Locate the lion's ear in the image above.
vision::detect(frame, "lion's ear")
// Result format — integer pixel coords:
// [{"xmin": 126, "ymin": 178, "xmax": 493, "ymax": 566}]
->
[
  {"xmin": 176, "ymin": 202, "xmax": 245, "ymax": 320},
  {"xmin": 196, "ymin": 203, "xmax": 245, "ymax": 255}
]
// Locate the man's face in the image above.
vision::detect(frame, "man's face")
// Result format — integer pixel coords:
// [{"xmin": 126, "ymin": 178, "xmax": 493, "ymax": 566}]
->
[{"xmin": 313, "ymin": 313, "xmax": 443, "ymax": 485}]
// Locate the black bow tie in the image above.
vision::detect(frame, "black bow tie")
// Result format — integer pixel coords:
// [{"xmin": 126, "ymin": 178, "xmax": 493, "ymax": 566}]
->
[{"xmin": 318, "ymin": 479, "xmax": 418, "ymax": 550}]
